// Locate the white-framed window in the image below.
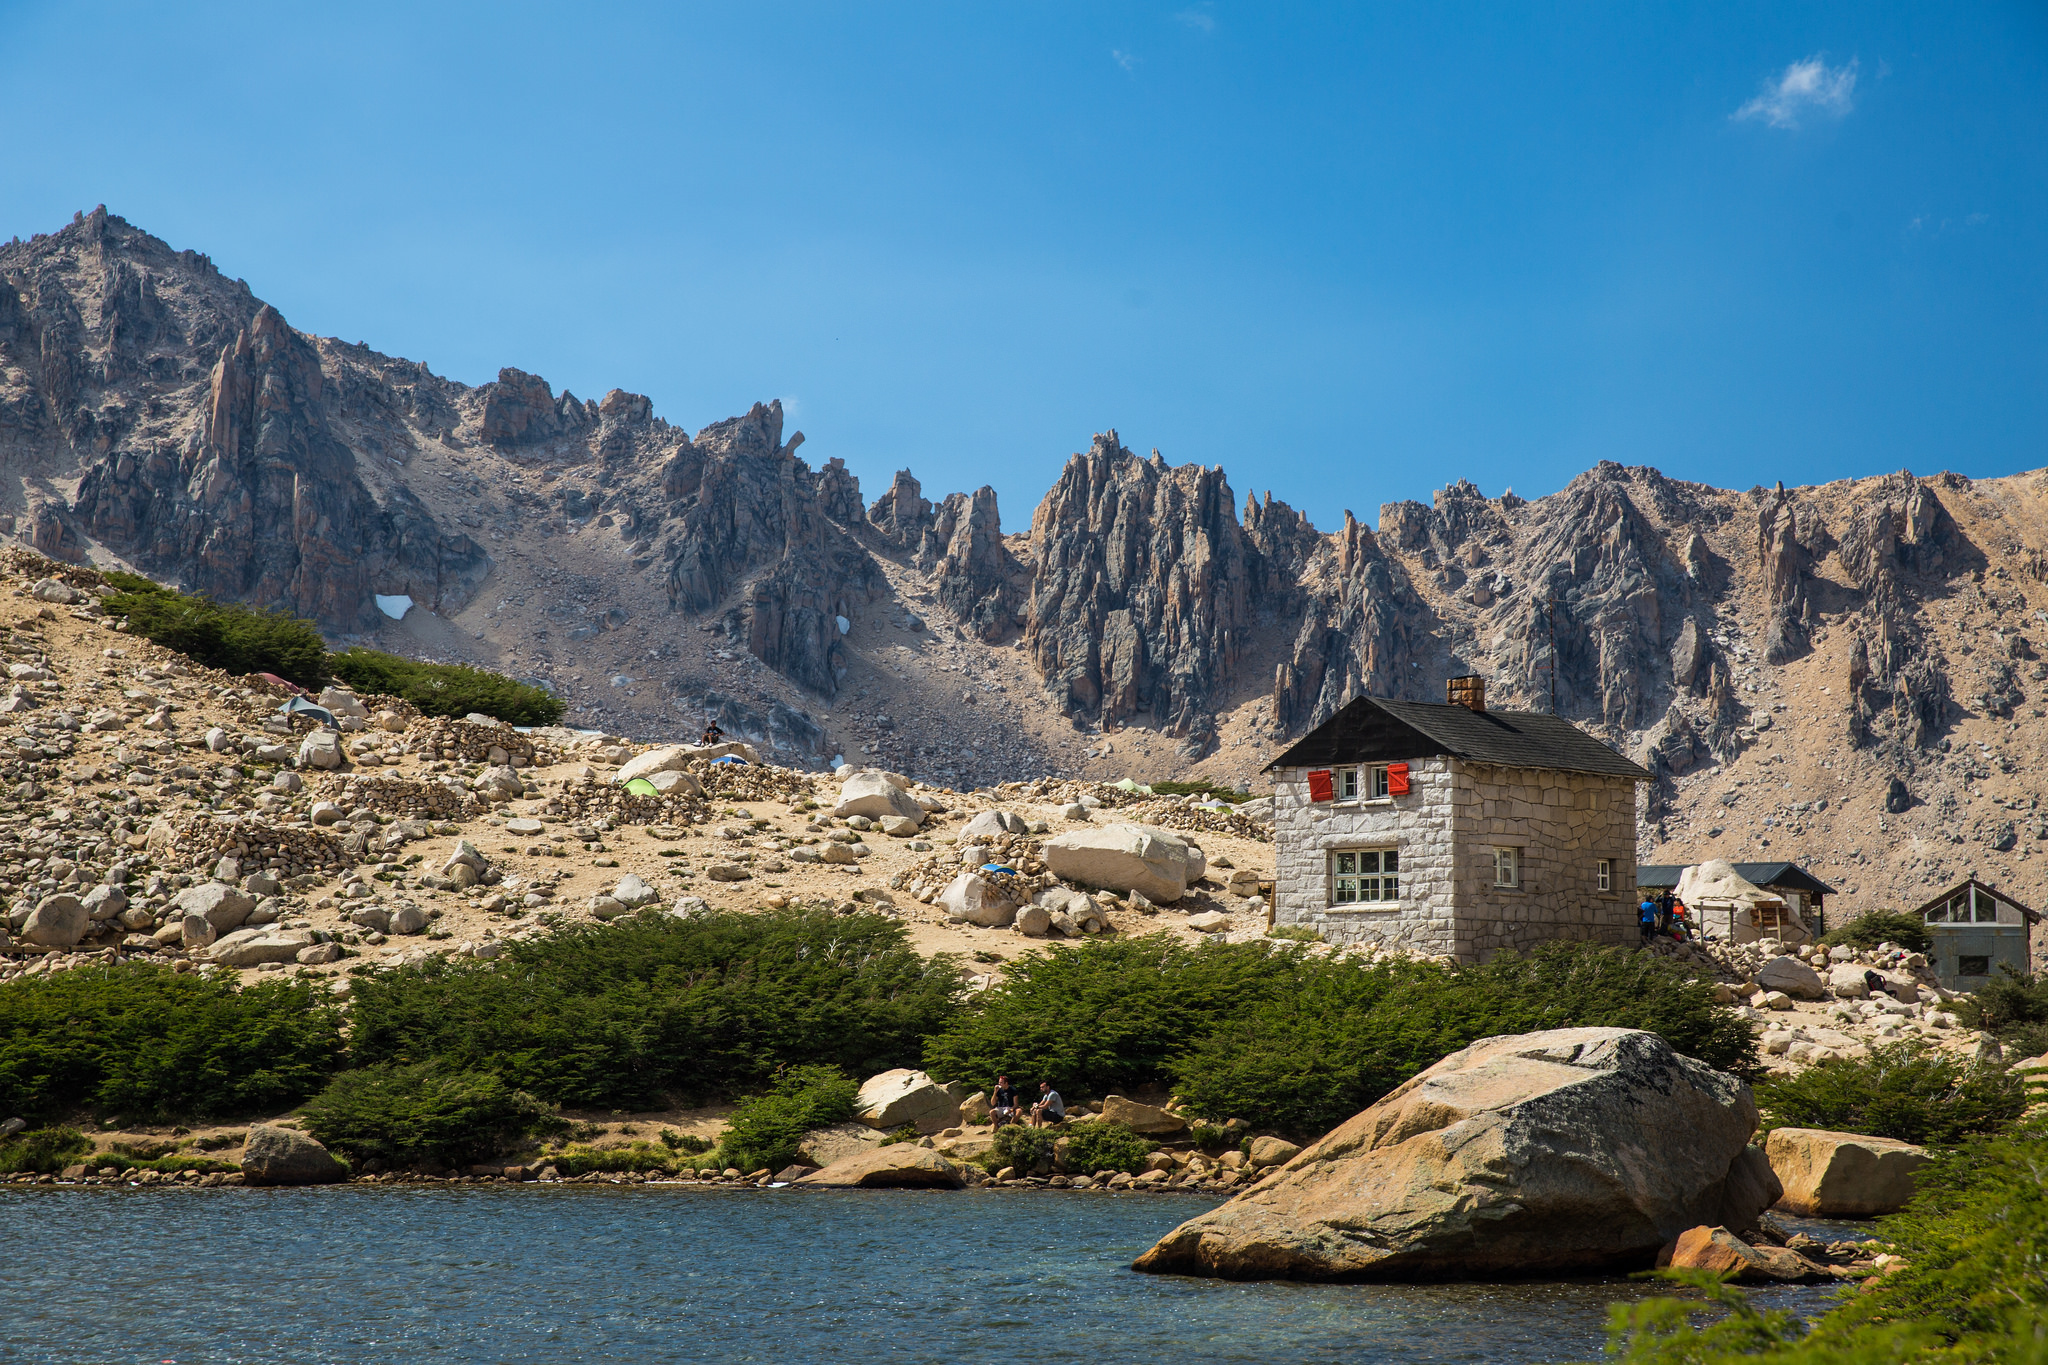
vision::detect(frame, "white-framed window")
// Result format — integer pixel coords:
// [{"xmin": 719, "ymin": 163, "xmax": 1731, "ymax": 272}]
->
[
  {"xmin": 1333, "ymin": 766, "xmax": 1391, "ymax": 801},
  {"xmin": 1331, "ymin": 848, "xmax": 1399, "ymax": 905},
  {"xmin": 1596, "ymin": 859, "xmax": 1612, "ymax": 893},
  {"xmin": 1493, "ymin": 846, "xmax": 1520, "ymax": 889}
]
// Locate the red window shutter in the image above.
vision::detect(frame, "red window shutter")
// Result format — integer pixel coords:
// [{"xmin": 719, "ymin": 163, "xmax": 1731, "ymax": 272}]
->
[
  {"xmin": 1307, "ymin": 769, "xmax": 1334, "ymax": 802},
  {"xmin": 1387, "ymin": 763, "xmax": 1410, "ymax": 795}
]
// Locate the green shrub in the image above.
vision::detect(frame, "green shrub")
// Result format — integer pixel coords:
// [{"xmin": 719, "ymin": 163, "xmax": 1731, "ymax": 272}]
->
[
  {"xmin": 1595, "ymin": 1117, "xmax": 2048, "ymax": 1362},
  {"xmin": 0, "ymin": 964, "xmax": 344, "ymax": 1124},
  {"xmin": 658, "ymin": 1129, "xmax": 711, "ymax": 1155},
  {"xmin": 927, "ymin": 939, "xmax": 1753, "ymax": 1142},
  {"xmin": 876, "ymin": 1124, "xmax": 921, "ymax": 1147},
  {"xmin": 983, "ymin": 1122, "xmax": 1058, "ymax": 1174},
  {"xmin": 100, "ymin": 571, "xmax": 330, "ymax": 689},
  {"xmin": 1755, "ymin": 1044, "xmax": 2026, "ymax": 1145},
  {"xmin": 923, "ymin": 936, "xmax": 1308, "ymax": 1100},
  {"xmin": 717, "ymin": 1065, "xmax": 858, "ymax": 1173},
  {"xmin": 1061, "ymin": 1121, "xmax": 1154, "ymax": 1175},
  {"xmin": 1173, "ymin": 942, "xmax": 1756, "ymax": 1140},
  {"xmin": 1146, "ymin": 780, "xmax": 1247, "ymax": 803},
  {"xmin": 545, "ymin": 1142, "xmax": 683, "ymax": 1176},
  {"xmin": 1817, "ymin": 909, "xmax": 1932, "ymax": 955},
  {"xmin": 1950, "ymin": 965, "xmax": 2048, "ymax": 1059},
  {"xmin": 300, "ymin": 1061, "xmax": 559, "ymax": 1168},
  {"xmin": 1265, "ymin": 926, "xmax": 1320, "ymax": 942},
  {"xmin": 0, "ymin": 1126, "xmax": 90, "ymax": 1174},
  {"xmin": 346, "ymin": 909, "xmax": 960, "ymax": 1110},
  {"xmin": 328, "ymin": 647, "xmax": 563, "ymax": 726}
]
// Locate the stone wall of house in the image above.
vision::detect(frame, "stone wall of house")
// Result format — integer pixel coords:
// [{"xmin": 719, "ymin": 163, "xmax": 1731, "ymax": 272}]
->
[
  {"xmin": 1271, "ymin": 757, "xmax": 1459, "ymax": 956},
  {"xmin": 1447, "ymin": 762, "xmax": 1639, "ymax": 959},
  {"xmin": 1272, "ymin": 757, "xmax": 1640, "ymax": 962}
]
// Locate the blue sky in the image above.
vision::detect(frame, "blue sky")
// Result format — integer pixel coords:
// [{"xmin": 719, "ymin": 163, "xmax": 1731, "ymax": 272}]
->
[{"xmin": 4, "ymin": 2, "xmax": 2043, "ymax": 534}]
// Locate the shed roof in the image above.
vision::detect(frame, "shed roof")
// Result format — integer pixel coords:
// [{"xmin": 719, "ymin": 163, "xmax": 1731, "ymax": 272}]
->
[
  {"xmin": 1264, "ymin": 695, "xmax": 1651, "ymax": 781},
  {"xmin": 1638, "ymin": 862, "xmax": 1838, "ymax": 898}
]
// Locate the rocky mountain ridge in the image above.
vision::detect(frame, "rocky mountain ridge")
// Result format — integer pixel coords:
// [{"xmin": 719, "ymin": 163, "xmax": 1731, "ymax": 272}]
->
[{"xmin": 6, "ymin": 209, "xmax": 2047, "ymax": 918}]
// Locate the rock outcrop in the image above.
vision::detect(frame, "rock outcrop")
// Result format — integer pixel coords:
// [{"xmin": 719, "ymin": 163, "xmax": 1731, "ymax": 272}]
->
[
  {"xmin": 1764, "ymin": 1127, "xmax": 1930, "ymax": 1217},
  {"xmin": 240, "ymin": 1124, "xmax": 348, "ymax": 1186},
  {"xmin": 1023, "ymin": 432, "xmax": 1253, "ymax": 739},
  {"xmin": 1132, "ymin": 1028, "xmax": 1777, "ymax": 1280},
  {"xmin": 793, "ymin": 1145, "xmax": 968, "ymax": 1189}
]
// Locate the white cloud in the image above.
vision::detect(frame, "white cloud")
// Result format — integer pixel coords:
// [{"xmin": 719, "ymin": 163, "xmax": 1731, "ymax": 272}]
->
[
  {"xmin": 1734, "ymin": 56, "xmax": 1858, "ymax": 129},
  {"xmin": 1174, "ymin": 7, "xmax": 1215, "ymax": 32},
  {"xmin": 1112, "ymin": 49, "xmax": 1137, "ymax": 71}
]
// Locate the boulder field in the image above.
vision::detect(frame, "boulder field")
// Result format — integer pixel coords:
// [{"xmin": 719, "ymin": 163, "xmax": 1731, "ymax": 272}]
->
[{"xmin": 1131, "ymin": 1027, "xmax": 1778, "ymax": 1280}]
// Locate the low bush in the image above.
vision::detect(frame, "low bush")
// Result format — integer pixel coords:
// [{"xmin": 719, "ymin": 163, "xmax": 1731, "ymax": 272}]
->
[
  {"xmin": 0, "ymin": 964, "xmax": 344, "ymax": 1124},
  {"xmin": 99, "ymin": 571, "xmax": 330, "ymax": 689},
  {"xmin": 1950, "ymin": 965, "xmax": 2048, "ymax": 1058},
  {"xmin": 1060, "ymin": 1121, "xmax": 1153, "ymax": 1175},
  {"xmin": 716, "ymin": 1065, "xmax": 858, "ymax": 1173},
  {"xmin": 1146, "ymin": 780, "xmax": 1247, "ymax": 803},
  {"xmin": 327, "ymin": 647, "xmax": 564, "ymax": 726},
  {"xmin": 1596, "ymin": 1116, "xmax": 2048, "ymax": 1362},
  {"xmin": 545, "ymin": 1142, "xmax": 685, "ymax": 1176},
  {"xmin": 347, "ymin": 909, "xmax": 961, "ymax": 1110},
  {"xmin": 300, "ymin": 1061, "xmax": 560, "ymax": 1168},
  {"xmin": 658, "ymin": 1129, "xmax": 711, "ymax": 1155},
  {"xmin": 0, "ymin": 1126, "xmax": 90, "ymax": 1174},
  {"xmin": 1816, "ymin": 909, "xmax": 1932, "ymax": 955},
  {"xmin": 983, "ymin": 1122, "xmax": 1058, "ymax": 1174},
  {"xmin": 1755, "ymin": 1043, "xmax": 2026, "ymax": 1145},
  {"xmin": 930, "ymin": 939, "xmax": 1753, "ymax": 1141}
]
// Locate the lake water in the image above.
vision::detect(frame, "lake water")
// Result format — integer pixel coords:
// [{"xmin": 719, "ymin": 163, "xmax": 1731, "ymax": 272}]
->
[{"xmin": 0, "ymin": 1187, "xmax": 1849, "ymax": 1363}]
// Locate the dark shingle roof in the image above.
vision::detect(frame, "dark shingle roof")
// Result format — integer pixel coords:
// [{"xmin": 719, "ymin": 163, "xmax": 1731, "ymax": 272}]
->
[
  {"xmin": 1265, "ymin": 696, "xmax": 1651, "ymax": 781},
  {"xmin": 1637, "ymin": 862, "xmax": 1839, "ymax": 897}
]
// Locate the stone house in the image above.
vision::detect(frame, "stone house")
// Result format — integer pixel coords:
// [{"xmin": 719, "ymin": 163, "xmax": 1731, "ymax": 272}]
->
[{"xmin": 1264, "ymin": 676, "xmax": 1652, "ymax": 962}]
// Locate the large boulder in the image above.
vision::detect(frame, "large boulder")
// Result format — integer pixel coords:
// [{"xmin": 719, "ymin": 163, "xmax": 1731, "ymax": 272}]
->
[
  {"xmin": 316, "ymin": 687, "xmax": 368, "ymax": 719},
  {"xmin": 794, "ymin": 1146, "xmax": 967, "ymax": 1189},
  {"xmin": 20, "ymin": 894, "xmax": 88, "ymax": 947},
  {"xmin": 298, "ymin": 729, "xmax": 344, "ymax": 770},
  {"xmin": 959, "ymin": 810, "xmax": 1029, "ymax": 842},
  {"xmin": 855, "ymin": 1069, "xmax": 965, "ymax": 1134},
  {"xmin": 1132, "ymin": 1028, "xmax": 1779, "ymax": 1280},
  {"xmin": 937, "ymin": 872, "xmax": 1019, "ymax": 928},
  {"xmin": 172, "ymin": 883, "xmax": 256, "ymax": 931},
  {"xmin": 209, "ymin": 930, "xmax": 318, "ymax": 967},
  {"xmin": 240, "ymin": 1124, "xmax": 348, "ymax": 1186},
  {"xmin": 1826, "ymin": 964, "xmax": 1870, "ymax": 999},
  {"xmin": 1044, "ymin": 823, "xmax": 1203, "ymax": 903},
  {"xmin": 1101, "ymin": 1095, "xmax": 1187, "ymax": 1136},
  {"xmin": 798, "ymin": 1122, "xmax": 885, "ymax": 1168},
  {"xmin": 1756, "ymin": 956, "xmax": 1826, "ymax": 1001},
  {"xmin": 833, "ymin": 770, "xmax": 925, "ymax": 825},
  {"xmin": 1764, "ymin": 1127, "xmax": 1931, "ymax": 1217}
]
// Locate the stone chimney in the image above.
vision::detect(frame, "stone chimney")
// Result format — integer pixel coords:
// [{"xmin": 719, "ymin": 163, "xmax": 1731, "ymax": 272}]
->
[{"xmin": 1447, "ymin": 674, "xmax": 1485, "ymax": 711}]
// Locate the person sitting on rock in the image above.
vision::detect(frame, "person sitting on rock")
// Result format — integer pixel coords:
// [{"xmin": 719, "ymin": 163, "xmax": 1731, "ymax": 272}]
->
[
  {"xmin": 1030, "ymin": 1080, "xmax": 1066, "ymax": 1128},
  {"xmin": 700, "ymin": 721, "xmax": 724, "ymax": 746},
  {"xmin": 990, "ymin": 1075, "xmax": 1019, "ymax": 1127}
]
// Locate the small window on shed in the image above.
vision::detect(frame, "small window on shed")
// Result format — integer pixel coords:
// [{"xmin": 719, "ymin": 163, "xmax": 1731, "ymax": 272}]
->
[
  {"xmin": 1493, "ymin": 847, "xmax": 1520, "ymax": 889},
  {"xmin": 1596, "ymin": 859, "xmax": 1612, "ymax": 893},
  {"xmin": 1958, "ymin": 955, "xmax": 1992, "ymax": 977}
]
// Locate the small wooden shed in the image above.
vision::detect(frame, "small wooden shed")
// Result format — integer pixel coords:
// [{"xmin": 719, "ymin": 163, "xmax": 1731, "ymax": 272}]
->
[{"xmin": 1912, "ymin": 878, "xmax": 2041, "ymax": 990}]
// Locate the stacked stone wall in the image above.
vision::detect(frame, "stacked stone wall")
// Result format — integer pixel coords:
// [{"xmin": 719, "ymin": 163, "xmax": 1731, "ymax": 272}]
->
[{"xmin": 1272, "ymin": 757, "xmax": 1640, "ymax": 962}]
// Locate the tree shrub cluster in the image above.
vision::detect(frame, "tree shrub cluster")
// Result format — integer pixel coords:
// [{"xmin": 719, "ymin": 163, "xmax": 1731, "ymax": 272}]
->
[
  {"xmin": 1059, "ymin": 1120, "xmax": 1153, "ymax": 1175},
  {"xmin": 1951, "ymin": 965, "xmax": 2048, "ymax": 1058},
  {"xmin": 1817, "ymin": 909, "xmax": 1932, "ymax": 955},
  {"xmin": 1597, "ymin": 1116, "xmax": 2048, "ymax": 1362},
  {"xmin": 346, "ymin": 909, "xmax": 961, "ymax": 1111},
  {"xmin": 716, "ymin": 1065, "xmax": 858, "ymax": 1173},
  {"xmin": 924, "ymin": 938, "xmax": 1755, "ymax": 1139},
  {"xmin": 0, "ymin": 964, "xmax": 344, "ymax": 1124},
  {"xmin": 98, "ymin": 571, "xmax": 559, "ymax": 725},
  {"xmin": 0, "ymin": 1126, "xmax": 90, "ymax": 1174},
  {"xmin": 327, "ymin": 647, "xmax": 563, "ymax": 726},
  {"xmin": 299, "ymin": 1061, "xmax": 560, "ymax": 1168},
  {"xmin": 100, "ymin": 571, "xmax": 330, "ymax": 690},
  {"xmin": 1755, "ymin": 1043, "xmax": 2027, "ymax": 1145}
]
